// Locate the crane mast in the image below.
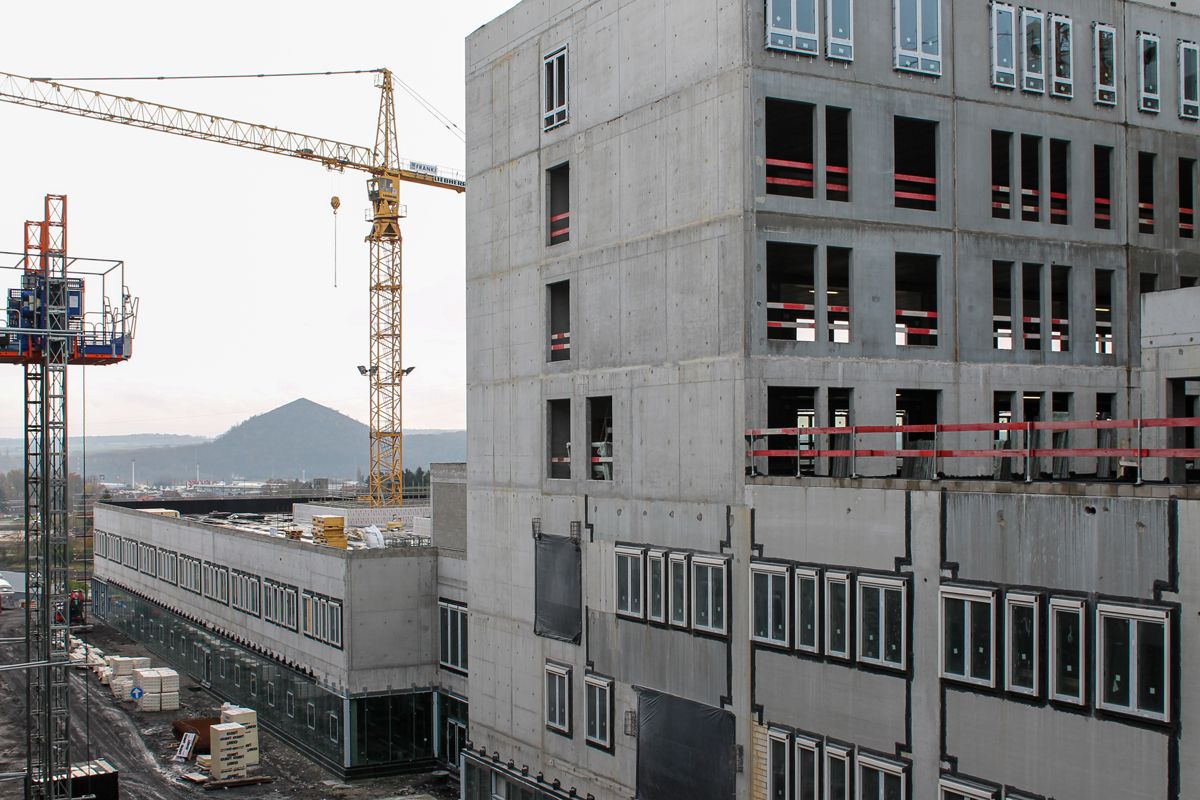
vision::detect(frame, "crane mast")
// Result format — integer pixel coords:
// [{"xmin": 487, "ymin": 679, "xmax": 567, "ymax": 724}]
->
[{"xmin": 0, "ymin": 69, "xmax": 466, "ymax": 506}]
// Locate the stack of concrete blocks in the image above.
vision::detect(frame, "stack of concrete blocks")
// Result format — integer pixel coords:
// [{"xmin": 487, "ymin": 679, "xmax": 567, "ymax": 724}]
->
[
  {"xmin": 209, "ymin": 722, "xmax": 251, "ymax": 780},
  {"xmin": 133, "ymin": 667, "xmax": 179, "ymax": 711},
  {"xmin": 159, "ymin": 668, "xmax": 180, "ymax": 710},
  {"xmin": 311, "ymin": 515, "xmax": 347, "ymax": 548},
  {"xmin": 107, "ymin": 656, "xmax": 133, "ymax": 700},
  {"xmin": 220, "ymin": 705, "xmax": 260, "ymax": 765}
]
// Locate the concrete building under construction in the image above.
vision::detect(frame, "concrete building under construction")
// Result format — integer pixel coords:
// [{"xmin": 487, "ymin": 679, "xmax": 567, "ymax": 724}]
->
[{"xmin": 462, "ymin": 1, "xmax": 1200, "ymax": 799}]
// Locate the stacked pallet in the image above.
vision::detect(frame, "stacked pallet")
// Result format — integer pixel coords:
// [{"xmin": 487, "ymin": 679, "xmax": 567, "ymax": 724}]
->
[
  {"xmin": 209, "ymin": 722, "xmax": 252, "ymax": 780},
  {"xmin": 311, "ymin": 515, "xmax": 347, "ymax": 548},
  {"xmin": 282, "ymin": 526, "xmax": 304, "ymax": 540},
  {"xmin": 220, "ymin": 705, "xmax": 260, "ymax": 765},
  {"xmin": 130, "ymin": 667, "xmax": 180, "ymax": 711}
]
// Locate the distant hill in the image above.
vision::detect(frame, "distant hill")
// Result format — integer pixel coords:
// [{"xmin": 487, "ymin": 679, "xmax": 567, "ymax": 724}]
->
[{"xmin": 0, "ymin": 399, "xmax": 465, "ymax": 484}]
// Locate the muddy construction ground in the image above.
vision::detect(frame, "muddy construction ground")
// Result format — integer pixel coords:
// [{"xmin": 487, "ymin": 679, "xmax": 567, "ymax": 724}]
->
[{"xmin": 0, "ymin": 608, "xmax": 458, "ymax": 800}]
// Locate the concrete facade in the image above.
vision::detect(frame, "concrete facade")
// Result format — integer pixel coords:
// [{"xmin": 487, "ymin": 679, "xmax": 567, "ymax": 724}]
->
[{"xmin": 464, "ymin": 1, "xmax": 1200, "ymax": 799}]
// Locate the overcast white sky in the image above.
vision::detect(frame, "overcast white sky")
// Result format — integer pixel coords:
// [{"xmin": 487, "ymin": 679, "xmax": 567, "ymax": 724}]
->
[{"xmin": 0, "ymin": 0, "xmax": 516, "ymax": 438}]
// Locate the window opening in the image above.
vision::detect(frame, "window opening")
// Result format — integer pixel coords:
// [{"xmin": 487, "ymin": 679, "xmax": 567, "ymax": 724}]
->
[
  {"xmin": 548, "ymin": 280, "xmax": 570, "ymax": 361},
  {"xmin": 1006, "ymin": 593, "xmax": 1039, "ymax": 695},
  {"xmin": 1182, "ymin": 41, "xmax": 1200, "ymax": 119},
  {"xmin": 767, "ymin": 0, "xmax": 819, "ymax": 55},
  {"xmin": 1020, "ymin": 134, "xmax": 1041, "ymax": 221},
  {"xmin": 1097, "ymin": 604, "xmax": 1170, "ymax": 721},
  {"xmin": 585, "ymin": 675, "xmax": 612, "ymax": 748},
  {"xmin": 825, "ymin": 107, "xmax": 851, "ymax": 201},
  {"xmin": 1141, "ymin": 272, "xmax": 1158, "ymax": 294},
  {"xmin": 795, "ymin": 736, "xmax": 821, "ymax": 800},
  {"xmin": 1139, "ymin": 33, "xmax": 1161, "ymax": 112},
  {"xmin": 894, "ymin": 0, "xmax": 941, "ymax": 75},
  {"xmin": 767, "ymin": 242, "xmax": 817, "ymax": 342},
  {"xmin": 648, "ymin": 551, "xmax": 666, "ymax": 623},
  {"xmin": 766, "ymin": 385, "xmax": 817, "ymax": 476},
  {"xmin": 669, "ymin": 553, "xmax": 689, "ymax": 627},
  {"xmin": 545, "ymin": 662, "xmax": 571, "ymax": 734},
  {"xmin": 1022, "ymin": 263, "xmax": 1043, "ymax": 350},
  {"xmin": 894, "ymin": 117, "xmax": 937, "ymax": 211},
  {"xmin": 1180, "ymin": 158, "xmax": 1196, "ymax": 237},
  {"xmin": 543, "ymin": 46, "xmax": 568, "ymax": 131},
  {"xmin": 766, "ymin": 99, "xmax": 815, "ymax": 198},
  {"xmin": 548, "ymin": 398, "xmax": 571, "ymax": 479},
  {"xmin": 1093, "ymin": 145, "xmax": 1112, "ymax": 229},
  {"xmin": 858, "ymin": 576, "xmax": 906, "ymax": 669},
  {"xmin": 940, "ymin": 777, "xmax": 999, "ymax": 800},
  {"xmin": 1050, "ymin": 265, "xmax": 1070, "ymax": 352},
  {"xmin": 795, "ymin": 568, "xmax": 820, "ymax": 653},
  {"xmin": 826, "ymin": 0, "xmax": 854, "ymax": 60},
  {"xmin": 693, "ymin": 558, "xmax": 728, "ymax": 635},
  {"xmin": 1094, "ymin": 23, "xmax": 1117, "ymax": 104},
  {"xmin": 1050, "ymin": 15, "xmax": 1073, "ymax": 97},
  {"xmin": 615, "ymin": 546, "xmax": 645, "ymax": 619},
  {"xmin": 587, "ymin": 395, "xmax": 613, "ymax": 480},
  {"xmin": 1022, "ymin": 10, "xmax": 1045, "ymax": 93},
  {"xmin": 991, "ymin": 131, "xmax": 1012, "ymax": 219},
  {"xmin": 895, "ymin": 253, "xmax": 938, "ymax": 346},
  {"xmin": 825, "ymin": 570, "xmax": 850, "ymax": 658},
  {"xmin": 941, "ymin": 586, "xmax": 996, "ymax": 686},
  {"xmin": 859, "ymin": 754, "xmax": 907, "ymax": 800},
  {"xmin": 1139, "ymin": 152, "xmax": 1156, "ymax": 233},
  {"xmin": 825, "ymin": 745, "xmax": 851, "ymax": 800},
  {"xmin": 1049, "ymin": 139, "xmax": 1069, "ymax": 224},
  {"xmin": 751, "ymin": 563, "xmax": 790, "ymax": 646},
  {"xmin": 548, "ymin": 163, "xmax": 570, "ymax": 245},
  {"xmin": 993, "ymin": 392, "xmax": 1014, "ymax": 455},
  {"xmin": 827, "ymin": 247, "xmax": 851, "ymax": 342},
  {"xmin": 768, "ymin": 729, "xmax": 791, "ymax": 800},
  {"xmin": 993, "ymin": 261, "xmax": 1013, "ymax": 350},
  {"xmin": 895, "ymin": 389, "xmax": 938, "ymax": 479},
  {"xmin": 991, "ymin": 3, "xmax": 1016, "ymax": 88}
]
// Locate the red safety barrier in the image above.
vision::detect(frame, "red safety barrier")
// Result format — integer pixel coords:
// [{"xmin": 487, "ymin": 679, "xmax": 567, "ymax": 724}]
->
[
  {"xmin": 550, "ymin": 211, "xmax": 570, "ymax": 241},
  {"xmin": 767, "ymin": 157, "xmax": 816, "ymax": 195},
  {"xmin": 1181, "ymin": 206, "xmax": 1194, "ymax": 235},
  {"xmin": 549, "ymin": 332, "xmax": 571, "ymax": 352},
  {"xmin": 894, "ymin": 173, "xmax": 937, "ymax": 207}
]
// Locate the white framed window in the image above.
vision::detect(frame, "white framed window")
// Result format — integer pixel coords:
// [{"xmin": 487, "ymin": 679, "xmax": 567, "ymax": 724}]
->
[
  {"xmin": 858, "ymin": 575, "xmax": 906, "ymax": 670},
  {"xmin": 795, "ymin": 735, "xmax": 821, "ymax": 800},
  {"xmin": 267, "ymin": 681, "xmax": 275, "ymax": 707},
  {"xmin": 1021, "ymin": 9, "xmax": 1045, "ymax": 93},
  {"xmin": 1005, "ymin": 592, "xmax": 1039, "ymax": 696},
  {"xmin": 795, "ymin": 568, "xmax": 821, "ymax": 654},
  {"xmin": 939, "ymin": 776, "xmax": 998, "ymax": 800},
  {"xmin": 231, "ymin": 570, "xmax": 260, "ymax": 616},
  {"xmin": 1049, "ymin": 597, "xmax": 1085, "ymax": 704},
  {"xmin": 306, "ymin": 702, "xmax": 316, "ymax": 729},
  {"xmin": 179, "ymin": 554, "xmax": 202, "ymax": 594},
  {"xmin": 1097, "ymin": 603, "xmax": 1170, "ymax": 721},
  {"xmin": 825, "ymin": 570, "xmax": 850, "ymax": 659},
  {"xmin": 615, "ymin": 546, "xmax": 645, "ymax": 619},
  {"xmin": 545, "ymin": 661, "xmax": 571, "ymax": 734},
  {"xmin": 328, "ymin": 600, "xmax": 342, "ymax": 648},
  {"xmin": 768, "ymin": 728, "xmax": 791, "ymax": 800},
  {"xmin": 692, "ymin": 557, "xmax": 728, "ymax": 635},
  {"xmin": 1179, "ymin": 41, "xmax": 1200, "ymax": 120},
  {"xmin": 825, "ymin": 743, "xmax": 851, "ymax": 800},
  {"xmin": 584, "ymin": 674, "xmax": 612, "ymax": 748},
  {"xmin": 1139, "ymin": 32, "xmax": 1161, "ymax": 113},
  {"xmin": 990, "ymin": 3, "xmax": 1016, "ymax": 88},
  {"xmin": 158, "ymin": 549, "xmax": 177, "ymax": 585},
  {"xmin": 1093, "ymin": 23, "xmax": 1117, "ymax": 105},
  {"xmin": 751, "ymin": 563, "xmax": 790, "ymax": 646},
  {"xmin": 826, "ymin": 0, "xmax": 853, "ymax": 61},
  {"xmin": 894, "ymin": 0, "xmax": 941, "ymax": 76},
  {"xmin": 1050, "ymin": 14, "xmax": 1074, "ymax": 98},
  {"xmin": 668, "ymin": 552, "xmax": 689, "ymax": 627},
  {"xmin": 767, "ymin": 0, "xmax": 820, "ymax": 56},
  {"xmin": 439, "ymin": 600, "xmax": 469, "ymax": 671},
  {"xmin": 858, "ymin": 752, "xmax": 907, "ymax": 800},
  {"xmin": 940, "ymin": 585, "xmax": 996, "ymax": 687},
  {"xmin": 542, "ymin": 45, "xmax": 568, "ymax": 132},
  {"xmin": 329, "ymin": 712, "xmax": 339, "ymax": 743},
  {"xmin": 285, "ymin": 690, "xmax": 295, "ymax": 718},
  {"xmin": 647, "ymin": 550, "xmax": 667, "ymax": 623}
]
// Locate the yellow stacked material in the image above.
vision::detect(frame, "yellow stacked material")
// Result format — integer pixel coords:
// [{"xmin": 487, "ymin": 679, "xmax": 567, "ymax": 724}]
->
[
  {"xmin": 312, "ymin": 515, "xmax": 348, "ymax": 548},
  {"xmin": 220, "ymin": 706, "xmax": 260, "ymax": 765},
  {"xmin": 386, "ymin": 519, "xmax": 405, "ymax": 531},
  {"xmin": 142, "ymin": 508, "xmax": 181, "ymax": 518},
  {"xmin": 282, "ymin": 526, "xmax": 304, "ymax": 540}
]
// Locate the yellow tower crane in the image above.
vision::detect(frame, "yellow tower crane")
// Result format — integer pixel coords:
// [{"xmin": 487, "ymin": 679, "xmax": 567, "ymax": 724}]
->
[{"xmin": 0, "ymin": 69, "xmax": 466, "ymax": 506}]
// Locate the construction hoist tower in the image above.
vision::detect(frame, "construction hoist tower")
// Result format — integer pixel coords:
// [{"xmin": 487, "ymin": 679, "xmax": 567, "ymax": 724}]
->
[{"xmin": 1, "ymin": 195, "xmax": 137, "ymax": 799}]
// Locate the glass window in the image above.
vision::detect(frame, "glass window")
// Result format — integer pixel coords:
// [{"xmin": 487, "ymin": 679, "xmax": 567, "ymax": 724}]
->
[
  {"xmin": 826, "ymin": 0, "xmax": 854, "ymax": 61},
  {"xmin": 542, "ymin": 46, "xmax": 568, "ymax": 131},
  {"xmin": 1094, "ymin": 24, "xmax": 1117, "ymax": 105},
  {"xmin": 1005, "ymin": 593, "xmax": 1038, "ymax": 695},
  {"xmin": 1050, "ymin": 15, "xmax": 1073, "ymax": 97},
  {"xmin": 545, "ymin": 662, "xmax": 571, "ymax": 734},
  {"xmin": 669, "ymin": 553, "xmax": 689, "ymax": 627},
  {"xmin": 795, "ymin": 568, "xmax": 820, "ymax": 653},
  {"xmin": 825, "ymin": 571, "xmax": 850, "ymax": 658},
  {"xmin": 859, "ymin": 754, "xmax": 907, "ymax": 800},
  {"xmin": 940, "ymin": 586, "xmax": 995, "ymax": 686},
  {"xmin": 825, "ymin": 745, "xmax": 851, "ymax": 800},
  {"xmin": 1022, "ymin": 10, "xmax": 1045, "ymax": 93},
  {"xmin": 615, "ymin": 547, "xmax": 644, "ymax": 618},
  {"xmin": 439, "ymin": 601, "xmax": 468, "ymax": 671},
  {"xmin": 939, "ymin": 777, "xmax": 999, "ymax": 800},
  {"xmin": 894, "ymin": 0, "xmax": 941, "ymax": 75},
  {"xmin": 1050, "ymin": 598, "xmax": 1085, "ymax": 704},
  {"xmin": 768, "ymin": 0, "xmax": 820, "ymax": 55},
  {"xmin": 751, "ymin": 564, "xmax": 790, "ymax": 646},
  {"xmin": 648, "ymin": 551, "xmax": 666, "ymax": 623},
  {"xmin": 795, "ymin": 736, "xmax": 820, "ymax": 800},
  {"xmin": 693, "ymin": 558, "xmax": 728, "ymax": 635},
  {"xmin": 991, "ymin": 3, "xmax": 1016, "ymax": 88},
  {"xmin": 1180, "ymin": 41, "xmax": 1200, "ymax": 120},
  {"xmin": 768, "ymin": 729, "xmax": 791, "ymax": 800},
  {"xmin": 585, "ymin": 674, "xmax": 611, "ymax": 748},
  {"xmin": 1097, "ymin": 604, "xmax": 1170, "ymax": 721},
  {"xmin": 1139, "ymin": 33, "xmax": 1161, "ymax": 113},
  {"xmin": 858, "ymin": 576, "xmax": 906, "ymax": 669}
]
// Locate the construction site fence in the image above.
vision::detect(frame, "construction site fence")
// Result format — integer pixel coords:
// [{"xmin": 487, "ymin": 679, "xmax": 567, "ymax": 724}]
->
[{"xmin": 746, "ymin": 416, "xmax": 1200, "ymax": 482}]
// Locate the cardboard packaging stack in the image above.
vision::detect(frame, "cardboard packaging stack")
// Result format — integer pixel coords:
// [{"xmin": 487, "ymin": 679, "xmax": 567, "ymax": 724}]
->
[
  {"xmin": 311, "ymin": 515, "xmax": 347, "ymax": 548},
  {"xmin": 129, "ymin": 667, "xmax": 180, "ymax": 711},
  {"xmin": 209, "ymin": 722, "xmax": 251, "ymax": 780},
  {"xmin": 282, "ymin": 525, "xmax": 304, "ymax": 540},
  {"xmin": 220, "ymin": 705, "xmax": 260, "ymax": 765},
  {"xmin": 160, "ymin": 668, "xmax": 180, "ymax": 711}
]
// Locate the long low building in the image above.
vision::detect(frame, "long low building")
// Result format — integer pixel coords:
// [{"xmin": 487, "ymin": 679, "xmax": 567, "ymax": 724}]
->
[{"xmin": 90, "ymin": 463, "xmax": 469, "ymax": 778}]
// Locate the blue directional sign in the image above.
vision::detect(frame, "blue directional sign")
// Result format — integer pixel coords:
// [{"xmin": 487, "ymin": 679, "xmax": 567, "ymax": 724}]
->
[{"xmin": 130, "ymin": 687, "xmax": 144, "ymax": 700}]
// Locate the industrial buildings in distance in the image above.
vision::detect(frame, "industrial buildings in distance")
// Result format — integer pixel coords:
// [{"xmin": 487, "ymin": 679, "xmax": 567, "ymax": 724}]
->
[{"xmin": 460, "ymin": 1, "xmax": 1200, "ymax": 799}]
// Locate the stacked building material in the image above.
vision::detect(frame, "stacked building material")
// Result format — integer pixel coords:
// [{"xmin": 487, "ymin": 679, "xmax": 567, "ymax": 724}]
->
[
  {"xmin": 142, "ymin": 508, "xmax": 181, "ymax": 518},
  {"xmin": 209, "ymin": 722, "xmax": 251, "ymax": 780},
  {"xmin": 220, "ymin": 705, "xmax": 260, "ymax": 765},
  {"xmin": 282, "ymin": 526, "xmax": 304, "ymax": 540},
  {"xmin": 311, "ymin": 515, "xmax": 347, "ymax": 548}
]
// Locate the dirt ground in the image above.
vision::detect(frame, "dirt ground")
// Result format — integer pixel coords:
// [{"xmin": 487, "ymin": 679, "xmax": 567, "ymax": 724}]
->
[{"xmin": 0, "ymin": 608, "xmax": 459, "ymax": 800}]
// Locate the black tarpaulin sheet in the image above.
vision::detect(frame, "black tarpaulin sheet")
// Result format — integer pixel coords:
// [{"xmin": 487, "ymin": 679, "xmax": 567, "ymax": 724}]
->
[
  {"xmin": 534, "ymin": 534, "xmax": 582, "ymax": 643},
  {"xmin": 636, "ymin": 689, "xmax": 735, "ymax": 800}
]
